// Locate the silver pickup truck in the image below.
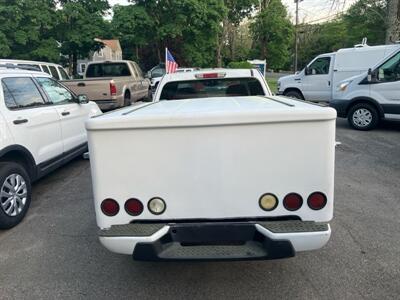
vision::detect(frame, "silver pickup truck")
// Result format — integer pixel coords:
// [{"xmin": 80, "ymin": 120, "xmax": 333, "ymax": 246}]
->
[{"xmin": 62, "ymin": 60, "xmax": 151, "ymax": 110}]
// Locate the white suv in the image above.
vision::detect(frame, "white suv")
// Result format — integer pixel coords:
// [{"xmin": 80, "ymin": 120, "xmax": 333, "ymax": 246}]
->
[{"xmin": 0, "ymin": 68, "xmax": 101, "ymax": 228}]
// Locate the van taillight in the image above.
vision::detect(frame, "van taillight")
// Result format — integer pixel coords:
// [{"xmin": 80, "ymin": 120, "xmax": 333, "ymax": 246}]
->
[
  {"xmin": 101, "ymin": 199, "xmax": 119, "ymax": 216},
  {"xmin": 283, "ymin": 193, "xmax": 303, "ymax": 211},
  {"xmin": 110, "ymin": 81, "xmax": 117, "ymax": 96},
  {"xmin": 125, "ymin": 198, "xmax": 144, "ymax": 216},
  {"xmin": 307, "ymin": 192, "xmax": 327, "ymax": 210}
]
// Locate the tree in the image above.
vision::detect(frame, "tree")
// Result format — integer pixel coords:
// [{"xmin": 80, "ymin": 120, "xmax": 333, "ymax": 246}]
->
[
  {"xmin": 296, "ymin": 0, "xmax": 387, "ymax": 70},
  {"xmin": 250, "ymin": 0, "xmax": 294, "ymax": 70},
  {"xmin": 386, "ymin": 0, "xmax": 400, "ymax": 43},
  {"xmin": 0, "ymin": 0, "xmax": 60, "ymax": 61},
  {"xmin": 297, "ymin": 21, "xmax": 347, "ymax": 69},
  {"xmin": 343, "ymin": 0, "xmax": 386, "ymax": 45},
  {"xmin": 121, "ymin": 0, "xmax": 225, "ymax": 69},
  {"xmin": 216, "ymin": 0, "xmax": 258, "ymax": 66},
  {"xmin": 56, "ymin": 0, "xmax": 110, "ymax": 75},
  {"xmin": 112, "ymin": 4, "xmax": 153, "ymax": 63}
]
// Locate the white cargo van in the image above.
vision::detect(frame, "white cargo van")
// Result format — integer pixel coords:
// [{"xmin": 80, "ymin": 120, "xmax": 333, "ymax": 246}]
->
[
  {"xmin": 277, "ymin": 44, "xmax": 400, "ymax": 102},
  {"xmin": 330, "ymin": 49, "xmax": 400, "ymax": 130}
]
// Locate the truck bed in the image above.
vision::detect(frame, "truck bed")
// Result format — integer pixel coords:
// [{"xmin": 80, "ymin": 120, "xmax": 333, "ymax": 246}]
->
[{"xmin": 87, "ymin": 96, "xmax": 337, "ymax": 228}]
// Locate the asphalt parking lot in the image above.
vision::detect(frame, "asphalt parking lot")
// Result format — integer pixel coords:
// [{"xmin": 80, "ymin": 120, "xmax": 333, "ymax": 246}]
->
[{"xmin": 0, "ymin": 118, "xmax": 399, "ymax": 300}]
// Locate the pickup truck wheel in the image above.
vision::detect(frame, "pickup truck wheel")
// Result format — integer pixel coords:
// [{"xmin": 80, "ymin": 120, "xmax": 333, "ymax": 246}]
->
[
  {"xmin": 146, "ymin": 89, "xmax": 153, "ymax": 102},
  {"xmin": 124, "ymin": 92, "xmax": 131, "ymax": 107},
  {"xmin": 0, "ymin": 162, "xmax": 32, "ymax": 229},
  {"xmin": 348, "ymin": 103, "xmax": 379, "ymax": 131},
  {"xmin": 284, "ymin": 90, "xmax": 303, "ymax": 100}
]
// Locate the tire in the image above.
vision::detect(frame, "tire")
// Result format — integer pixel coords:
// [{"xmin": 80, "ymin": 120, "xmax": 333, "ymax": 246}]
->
[
  {"xmin": 284, "ymin": 90, "xmax": 303, "ymax": 100},
  {"xmin": 124, "ymin": 92, "xmax": 131, "ymax": 107},
  {"xmin": 145, "ymin": 88, "xmax": 153, "ymax": 102},
  {"xmin": 0, "ymin": 162, "xmax": 32, "ymax": 229},
  {"xmin": 347, "ymin": 103, "xmax": 379, "ymax": 131}
]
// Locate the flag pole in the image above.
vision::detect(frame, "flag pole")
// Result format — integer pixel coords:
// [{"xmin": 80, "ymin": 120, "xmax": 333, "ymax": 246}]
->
[{"xmin": 165, "ymin": 47, "xmax": 168, "ymax": 74}]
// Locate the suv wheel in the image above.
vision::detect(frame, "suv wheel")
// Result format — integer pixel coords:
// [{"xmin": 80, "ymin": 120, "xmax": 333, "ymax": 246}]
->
[
  {"xmin": 0, "ymin": 162, "xmax": 32, "ymax": 229},
  {"xmin": 348, "ymin": 103, "xmax": 379, "ymax": 131}
]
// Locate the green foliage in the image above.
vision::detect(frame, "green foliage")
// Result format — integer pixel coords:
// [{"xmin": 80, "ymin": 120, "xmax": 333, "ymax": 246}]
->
[
  {"xmin": 0, "ymin": 0, "xmax": 60, "ymax": 61},
  {"xmin": 250, "ymin": 0, "xmax": 294, "ymax": 70},
  {"xmin": 227, "ymin": 61, "xmax": 253, "ymax": 68},
  {"xmin": 342, "ymin": 0, "xmax": 386, "ymax": 45},
  {"xmin": 113, "ymin": 0, "xmax": 226, "ymax": 69},
  {"xmin": 0, "ymin": 0, "xmax": 391, "ymax": 74},
  {"xmin": 297, "ymin": 0, "xmax": 387, "ymax": 70},
  {"xmin": 57, "ymin": 0, "xmax": 110, "ymax": 73}
]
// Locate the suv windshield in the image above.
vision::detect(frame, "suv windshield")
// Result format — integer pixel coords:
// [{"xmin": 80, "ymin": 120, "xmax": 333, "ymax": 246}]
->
[
  {"xmin": 159, "ymin": 78, "xmax": 265, "ymax": 100},
  {"xmin": 86, "ymin": 63, "xmax": 131, "ymax": 78}
]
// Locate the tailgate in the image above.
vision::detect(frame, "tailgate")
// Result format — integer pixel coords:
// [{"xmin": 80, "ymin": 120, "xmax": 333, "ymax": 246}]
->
[{"xmin": 62, "ymin": 79, "xmax": 112, "ymax": 101}]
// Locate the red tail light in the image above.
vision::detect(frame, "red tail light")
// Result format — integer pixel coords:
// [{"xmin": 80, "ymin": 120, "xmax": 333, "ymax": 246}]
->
[
  {"xmin": 283, "ymin": 193, "xmax": 303, "ymax": 211},
  {"xmin": 125, "ymin": 198, "xmax": 144, "ymax": 216},
  {"xmin": 110, "ymin": 81, "xmax": 117, "ymax": 96},
  {"xmin": 307, "ymin": 192, "xmax": 327, "ymax": 210},
  {"xmin": 101, "ymin": 199, "xmax": 119, "ymax": 216}
]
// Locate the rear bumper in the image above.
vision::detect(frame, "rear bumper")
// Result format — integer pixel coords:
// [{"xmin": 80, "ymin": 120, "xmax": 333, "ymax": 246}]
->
[
  {"xmin": 99, "ymin": 221, "xmax": 331, "ymax": 261},
  {"xmin": 94, "ymin": 99, "xmax": 122, "ymax": 110}
]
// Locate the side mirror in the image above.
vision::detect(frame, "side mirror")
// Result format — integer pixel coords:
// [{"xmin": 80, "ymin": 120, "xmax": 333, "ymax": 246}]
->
[
  {"xmin": 305, "ymin": 67, "xmax": 310, "ymax": 75},
  {"xmin": 77, "ymin": 94, "xmax": 89, "ymax": 104},
  {"xmin": 367, "ymin": 68, "xmax": 372, "ymax": 82},
  {"xmin": 145, "ymin": 71, "xmax": 151, "ymax": 79}
]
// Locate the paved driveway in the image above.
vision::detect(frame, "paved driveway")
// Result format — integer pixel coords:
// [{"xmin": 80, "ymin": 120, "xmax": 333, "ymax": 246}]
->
[{"xmin": 0, "ymin": 119, "xmax": 399, "ymax": 300}]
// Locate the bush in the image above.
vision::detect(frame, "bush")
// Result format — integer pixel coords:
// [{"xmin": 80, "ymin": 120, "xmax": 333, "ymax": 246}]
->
[{"xmin": 227, "ymin": 61, "xmax": 253, "ymax": 69}]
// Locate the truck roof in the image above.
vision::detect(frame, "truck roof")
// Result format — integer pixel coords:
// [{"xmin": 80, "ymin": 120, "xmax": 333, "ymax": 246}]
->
[
  {"xmin": 0, "ymin": 59, "xmax": 62, "ymax": 66},
  {"xmin": 87, "ymin": 60, "xmax": 132, "ymax": 65},
  {"xmin": 161, "ymin": 68, "xmax": 259, "ymax": 81},
  {"xmin": 0, "ymin": 68, "xmax": 49, "ymax": 76},
  {"xmin": 153, "ymin": 68, "xmax": 272, "ymax": 99},
  {"xmin": 86, "ymin": 96, "xmax": 336, "ymax": 130}
]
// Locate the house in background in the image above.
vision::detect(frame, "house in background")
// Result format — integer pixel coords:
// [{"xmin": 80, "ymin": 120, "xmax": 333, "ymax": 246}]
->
[
  {"xmin": 93, "ymin": 38, "xmax": 123, "ymax": 61},
  {"xmin": 77, "ymin": 38, "xmax": 123, "ymax": 76}
]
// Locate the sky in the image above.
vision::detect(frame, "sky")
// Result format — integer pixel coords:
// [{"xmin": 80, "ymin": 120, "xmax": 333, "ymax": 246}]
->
[{"xmin": 108, "ymin": 0, "xmax": 358, "ymax": 24}]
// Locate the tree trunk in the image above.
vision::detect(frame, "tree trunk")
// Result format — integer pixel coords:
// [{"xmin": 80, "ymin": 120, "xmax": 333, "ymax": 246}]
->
[
  {"xmin": 216, "ymin": 31, "xmax": 223, "ymax": 67},
  {"xmin": 386, "ymin": 0, "xmax": 400, "ymax": 43},
  {"xmin": 157, "ymin": 45, "xmax": 162, "ymax": 63},
  {"xmin": 259, "ymin": 0, "xmax": 271, "ymax": 60},
  {"xmin": 68, "ymin": 54, "xmax": 73, "ymax": 77},
  {"xmin": 72, "ymin": 52, "xmax": 78, "ymax": 77}
]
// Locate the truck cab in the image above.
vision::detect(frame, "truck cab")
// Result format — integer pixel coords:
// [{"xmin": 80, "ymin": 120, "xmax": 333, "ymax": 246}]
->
[{"xmin": 278, "ymin": 54, "xmax": 335, "ymax": 101}]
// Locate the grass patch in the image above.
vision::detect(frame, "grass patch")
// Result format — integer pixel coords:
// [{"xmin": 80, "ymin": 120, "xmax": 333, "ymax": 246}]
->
[{"xmin": 266, "ymin": 76, "xmax": 278, "ymax": 94}]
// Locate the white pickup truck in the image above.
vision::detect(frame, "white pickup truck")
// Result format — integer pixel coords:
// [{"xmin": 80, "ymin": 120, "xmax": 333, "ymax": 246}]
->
[{"xmin": 86, "ymin": 69, "xmax": 336, "ymax": 261}]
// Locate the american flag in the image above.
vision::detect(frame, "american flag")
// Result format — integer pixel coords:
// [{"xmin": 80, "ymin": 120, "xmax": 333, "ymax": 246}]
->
[{"xmin": 166, "ymin": 48, "xmax": 178, "ymax": 74}]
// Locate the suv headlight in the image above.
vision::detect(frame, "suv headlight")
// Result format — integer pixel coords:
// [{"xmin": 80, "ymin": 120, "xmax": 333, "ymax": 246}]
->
[{"xmin": 337, "ymin": 80, "xmax": 352, "ymax": 92}]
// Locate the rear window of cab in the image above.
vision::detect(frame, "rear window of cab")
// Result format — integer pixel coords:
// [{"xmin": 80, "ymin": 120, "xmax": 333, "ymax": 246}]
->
[
  {"xmin": 160, "ymin": 78, "xmax": 265, "ymax": 100},
  {"xmin": 86, "ymin": 63, "xmax": 131, "ymax": 78}
]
